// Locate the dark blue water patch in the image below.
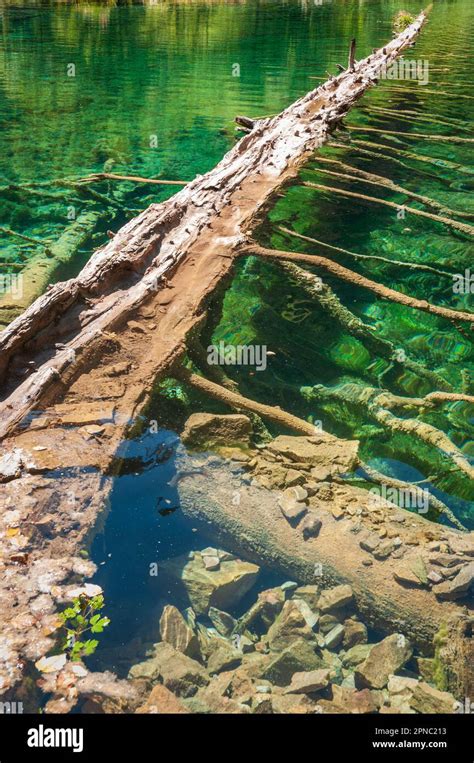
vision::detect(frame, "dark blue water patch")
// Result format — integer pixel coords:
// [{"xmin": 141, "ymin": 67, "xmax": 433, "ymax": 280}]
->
[{"xmin": 88, "ymin": 428, "xmax": 282, "ymax": 675}]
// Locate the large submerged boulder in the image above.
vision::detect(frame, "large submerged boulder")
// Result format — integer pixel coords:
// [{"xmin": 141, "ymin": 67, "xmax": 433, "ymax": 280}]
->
[
  {"xmin": 181, "ymin": 413, "xmax": 252, "ymax": 449},
  {"xmin": 160, "ymin": 550, "xmax": 260, "ymax": 615}
]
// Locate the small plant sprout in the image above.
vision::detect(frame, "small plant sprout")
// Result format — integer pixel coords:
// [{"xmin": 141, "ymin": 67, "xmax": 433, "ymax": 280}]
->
[{"xmin": 58, "ymin": 594, "xmax": 110, "ymax": 662}]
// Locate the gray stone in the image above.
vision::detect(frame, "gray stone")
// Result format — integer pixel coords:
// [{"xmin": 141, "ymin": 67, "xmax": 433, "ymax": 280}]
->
[
  {"xmin": 292, "ymin": 598, "xmax": 319, "ymax": 630},
  {"xmin": 324, "ymin": 624, "xmax": 345, "ymax": 650}
]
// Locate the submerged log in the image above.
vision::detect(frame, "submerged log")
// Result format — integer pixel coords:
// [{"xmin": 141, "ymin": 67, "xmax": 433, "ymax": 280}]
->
[{"xmin": 176, "ymin": 451, "xmax": 474, "ymax": 692}]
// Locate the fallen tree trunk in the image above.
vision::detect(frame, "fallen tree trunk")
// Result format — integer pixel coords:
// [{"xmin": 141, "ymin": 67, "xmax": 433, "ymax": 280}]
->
[
  {"xmin": 175, "ymin": 451, "xmax": 474, "ymax": 672},
  {"xmin": 0, "ymin": 9, "xmax": 429, "ymax": 435}
]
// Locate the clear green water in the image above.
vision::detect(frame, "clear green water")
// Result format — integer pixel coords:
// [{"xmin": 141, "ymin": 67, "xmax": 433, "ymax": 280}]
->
[
  {"xmin": 1, "ymin": 0, "xmax": 473, "ymax": 677},
  {"xmin": 0, "ymin": 0, "xmax": 431, "ymax": 269}
]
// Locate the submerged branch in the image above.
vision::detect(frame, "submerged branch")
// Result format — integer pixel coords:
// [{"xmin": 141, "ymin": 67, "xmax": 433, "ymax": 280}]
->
[
  {"xmin": 346, "ymin": 124, "xmax": 474, "ymax": 143},
  {"xmin": 304, "ymin": 382, "xmax": 474, "ymax": 482},
  {"xmin": 278, "ymin": 225, "xmax": 452, "ymax": 277},
  {"xmin": 357, "ymin": 463, "xmax": 467, "ymax": 532},
  {"xmin": 176, "ymin": 368, "xmax": 323, "ymax": 438},
  {"xmin": 79, "ymin": 173, "xmax": 188, "ymax": 187},
  {"xmin": 240, "ymin": 243, "xmax": 474, "ymax": 325},
  {"xmin": 303, "ymin": 181, "xmax": 474, "ymax": 237},
  {"xmin": 310, "ymin": 157, "xmax": 474, "ymax": 220},
  {"xmin": 271, "ymin": 259, "xmax": 452, "ymax": 391}
]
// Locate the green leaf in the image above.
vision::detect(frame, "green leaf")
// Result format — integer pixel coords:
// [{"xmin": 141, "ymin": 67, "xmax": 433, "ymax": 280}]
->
[
  {"xmin": 90, "ymin": 595, "xmax": 104, "ymax": 611},
  {"xmin": 82, "ymin": 639, "xmax": 99, "ymax": 656},
  {"xmin": 62, "ymin": 607, "xmax": 78, "ymax": 619}
]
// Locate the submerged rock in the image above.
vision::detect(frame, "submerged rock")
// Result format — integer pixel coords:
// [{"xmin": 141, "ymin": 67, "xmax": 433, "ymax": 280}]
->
[
  {"xmin": 343, "ymin": 618, "xmax": 367, "ymax": 648},
  {"xmin": 182, "ymin": 413, "xmax": 252, "ymax": 449},
  {"xmin": 409, "ymin": 682, "xmax": 456, "ymax": 714},
  {"xmin": 266, "ymin": 600, "xmax": 316, "ymax": 651},
  {"xmin": 129, "ymin": 643, "xmax": 209, "ymax": 697},
  {"xmin": 135, "ymin": 684, "xmax": 190, "ymax": 714},
  {"xmin": 160, "ymin": 551, "xmax": 259, "ymax": 615},
  {"xmin": 283, "ymin": 668, "xmax": 330, "ymax": 695},
  {"xmin": 207, "ymin": 641, "xmax": 242, "ymax": 675},
  {"xmin": 159, "ymin": 605, "xmax": 201, "ymax": 660},
  {"xmin": 261, "ymin": 639, "xmax": 321, "ymax": 686},
  {"xmin": 317, "ymin": 584, "xmax": 354, "ymax": 614},
  {"xmin": 208, "ymin": 607, "xmax": 237, "ymax": 637},
  {"xmin": 355, "ymin": 634, "xmax": 413, "ymax": 689}
]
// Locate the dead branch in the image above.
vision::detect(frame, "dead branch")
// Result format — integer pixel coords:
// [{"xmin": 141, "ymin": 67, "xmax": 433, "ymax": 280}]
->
[
  {"xmin": 303, "ymin": 181, "xmax": 474, "ymax": 237},
  {"xmin": 278, "ymin": 224, "xmax": 453, "ymax": 277},
  {"xmin": 240, "ymin": 243, "xmax": 474, "ymax": 325},
  {"xmin": 310, "ymin": 157, "xmax": 474, "ymax": 220}
]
